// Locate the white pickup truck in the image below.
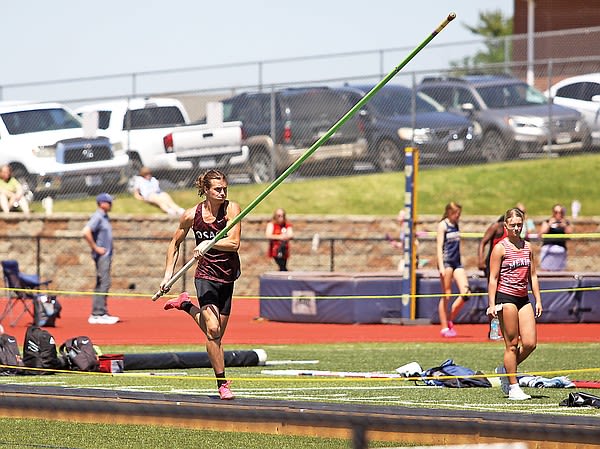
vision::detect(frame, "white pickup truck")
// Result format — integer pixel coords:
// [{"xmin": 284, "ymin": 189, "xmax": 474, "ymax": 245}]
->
[
  {"xmin": 76, "ymin": 97, "xmax": 248, "ymax": 184},
  {"xmin": 0, "ymin": 101, "xmax": 129, "ymax": 197}
]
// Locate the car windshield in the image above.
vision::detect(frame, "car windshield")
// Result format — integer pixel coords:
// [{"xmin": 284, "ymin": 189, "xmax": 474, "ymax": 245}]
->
[
  {"xmin": 1, "ymin": 108, "xmax": 82, "ymax": 134},
  {"xmin": 369, "ymin": 88, "xmax": 444, "ymax": 117},
  {"xmin": 476, "ymin": 82, "xmax": 548, "ymax": 108},
  {"xmin": 223, "ymin": 95, "xmax": 270, "ymax": 124}
]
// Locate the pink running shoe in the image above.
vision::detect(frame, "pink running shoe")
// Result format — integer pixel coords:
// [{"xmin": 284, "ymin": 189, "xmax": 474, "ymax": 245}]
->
[
  {"xmin": 218, "ymin": 381, "xmax": 234, "ymax": 400},
  {"xmin": 440, "ymin": 327, "xmax": 457, "ymax": 338},
  {"xmin": 164, "ymin": 291, "xmax": 191, "ymax": 311}
]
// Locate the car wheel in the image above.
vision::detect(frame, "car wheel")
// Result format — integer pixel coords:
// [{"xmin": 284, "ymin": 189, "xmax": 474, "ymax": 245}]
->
[
  {"xmin": 249, "ymin": 150, "xmax": 274, "ymax": 183},
  {"xmin": 376, "ymin": 139, "xmax": 402, "ymax": 172},
  {"xmin": 581, "ymin": 130, "xmax": 593, "ymax": 153},
  {"xmin": 481, "ymin": 130, "xmax": 510, "ymax": 162}
]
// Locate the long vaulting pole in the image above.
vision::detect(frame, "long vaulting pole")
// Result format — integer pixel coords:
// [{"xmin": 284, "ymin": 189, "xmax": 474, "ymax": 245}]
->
[{"xmin": 153, "ymin": 12, "xmax": 456, "ymax": 301}]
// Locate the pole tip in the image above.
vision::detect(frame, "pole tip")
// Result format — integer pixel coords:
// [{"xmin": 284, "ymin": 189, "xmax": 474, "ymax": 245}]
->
[{"xmin": 447, "ymin": 12, "xmax": 456, "ymax": 22}]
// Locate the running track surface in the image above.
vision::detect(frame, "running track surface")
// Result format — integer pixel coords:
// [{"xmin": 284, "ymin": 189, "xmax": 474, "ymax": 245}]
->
[{"xmin": 2, "ymin": 297, "xmax": 599, "ymax": 346}]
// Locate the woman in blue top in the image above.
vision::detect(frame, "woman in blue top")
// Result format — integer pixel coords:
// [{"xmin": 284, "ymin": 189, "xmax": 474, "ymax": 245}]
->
[{"xmin": 436, "ymin": 201, "xmax": 469, "ymax": 337}]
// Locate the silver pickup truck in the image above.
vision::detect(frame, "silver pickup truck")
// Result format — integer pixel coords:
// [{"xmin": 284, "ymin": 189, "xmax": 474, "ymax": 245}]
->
[
  {"xmin": 76, "ymin": 98, "xmax": 248, "ymax": 185},
  {"xmin": 0, "ymin": 101, "xmax": 129, "ymax": 198}
]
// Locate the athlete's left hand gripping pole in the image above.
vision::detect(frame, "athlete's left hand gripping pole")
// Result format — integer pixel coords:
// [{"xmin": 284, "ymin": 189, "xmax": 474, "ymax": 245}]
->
[{"xmin": 152, "ymin": 12, "xmax": 456, "ymax": 301}]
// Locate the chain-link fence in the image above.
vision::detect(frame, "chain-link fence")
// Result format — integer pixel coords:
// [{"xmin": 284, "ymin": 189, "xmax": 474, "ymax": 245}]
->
[
  {"xmin": 4, "ymin": 231, "xmax": 600, "ymax": 298},
  {"xmin": 1, "ymin": 28, "xmax": 599, "ymax": 199},
  {"xmin": 2, "ymin": 234, "xmax": 405, "ymax": 298},
  {"xmin": 2, "ymin": 28, "xmax": 600, "ymax": 300}
]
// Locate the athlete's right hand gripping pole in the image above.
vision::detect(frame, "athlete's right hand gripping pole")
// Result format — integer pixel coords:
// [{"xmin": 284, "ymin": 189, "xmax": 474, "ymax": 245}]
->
[
  {"xmin": 152, "ymin": 12, "xmax": 456, "ymax": 301},
  {"xmin": 153, "ymin": 257, "xmax": 198, "ymax": 300}
]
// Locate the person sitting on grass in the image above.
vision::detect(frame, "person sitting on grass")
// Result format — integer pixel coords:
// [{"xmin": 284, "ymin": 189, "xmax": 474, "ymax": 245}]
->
[
  {"xmin": 0, "ymin": 164, "xmax": 30, "ymax": 215},
  {"xmin": 132, "ymin": 167, "xmax": 185, "ymax": 216}
]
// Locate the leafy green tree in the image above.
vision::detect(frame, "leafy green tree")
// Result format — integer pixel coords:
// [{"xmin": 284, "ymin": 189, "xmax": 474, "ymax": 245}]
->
[{"xmin": 451, "ymin": 9, "xmax": 514, "ymax": 71}]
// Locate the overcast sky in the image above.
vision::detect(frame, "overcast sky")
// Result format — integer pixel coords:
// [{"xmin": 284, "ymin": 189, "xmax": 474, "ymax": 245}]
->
[{"xmin": 2, "ymin": 1, "xmax": 514, "ymax": 101}]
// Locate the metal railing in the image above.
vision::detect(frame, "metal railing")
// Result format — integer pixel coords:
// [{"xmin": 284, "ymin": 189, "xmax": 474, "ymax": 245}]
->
[{"xmin": 3, "ymin": 233, "xmax": 600, "ymax": 298}]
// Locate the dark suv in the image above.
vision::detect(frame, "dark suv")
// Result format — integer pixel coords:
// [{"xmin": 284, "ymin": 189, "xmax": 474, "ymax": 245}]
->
[
  {"xmin": 418, "ymin": 74, "xmax": 590, "ymax": 162},
  {"xmin": 222, "ymin": 87, "xmax": 368, "ymax": 183},
  {"xmin": 344, "ymin": 84, "xmax": 480, "ymax": 167}
]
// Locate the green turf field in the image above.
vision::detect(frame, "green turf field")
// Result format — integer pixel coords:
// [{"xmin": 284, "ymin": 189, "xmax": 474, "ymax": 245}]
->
[
  {"xmin": 1, "ymin": 342, "xmax": 599, "ymax": 448},
  {"xmin": 0, "ymin": 418, "xmax": 395, "ymax": 449},
  {"xmin": 10, "ymin": 155, "xmax": 600, "ymax": 447},
  {"xmin": 5, "ymin": 342, "xmax": 600, "ymax": 412}
]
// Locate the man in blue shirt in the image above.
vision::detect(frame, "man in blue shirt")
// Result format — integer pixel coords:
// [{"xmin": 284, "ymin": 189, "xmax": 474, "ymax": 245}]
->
[{"xmin": 82, "ymin": 193, "xmax": 119, "ymax": 324}]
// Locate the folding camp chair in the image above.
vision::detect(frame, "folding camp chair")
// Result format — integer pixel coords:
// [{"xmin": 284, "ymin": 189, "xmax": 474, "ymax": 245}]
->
[{"xmin": 0, "ymin": 260, "xmax": 52, "ymax": 327}]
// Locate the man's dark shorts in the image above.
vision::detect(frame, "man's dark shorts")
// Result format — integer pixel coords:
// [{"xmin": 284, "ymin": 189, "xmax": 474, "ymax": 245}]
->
[{"xmin": 194, "ymin": 278, "xmax": 234, "ymax": 315}]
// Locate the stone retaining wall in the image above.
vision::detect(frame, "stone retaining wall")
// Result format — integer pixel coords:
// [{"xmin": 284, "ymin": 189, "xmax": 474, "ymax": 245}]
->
[{"xmin": 2, "ymin": 213, "xmax": 599, "ymax": 298}]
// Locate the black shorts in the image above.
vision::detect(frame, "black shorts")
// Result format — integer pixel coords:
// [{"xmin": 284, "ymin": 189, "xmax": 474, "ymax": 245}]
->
[
  {"xmin": 496, "ymin": 291, "xmax": 531, "ymax": 311},
  {"xmin": 194, "ymin": 278, "xmax": 234, "ymax": 316}
]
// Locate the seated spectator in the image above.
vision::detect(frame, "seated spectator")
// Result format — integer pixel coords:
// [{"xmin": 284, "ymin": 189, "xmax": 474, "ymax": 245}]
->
[
  {"xmin": 0, "ymin": 164, "xmax": 30, "ymax": 215},
  {"xmin": 132, "ymin": 167, "xmax": 185, "ymax": 216}
]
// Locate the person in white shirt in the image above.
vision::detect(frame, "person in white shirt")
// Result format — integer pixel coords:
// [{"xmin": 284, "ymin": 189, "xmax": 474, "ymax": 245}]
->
[{"xmin": 133, "ymin": 167, "xmax": 185, "ymax": 216}]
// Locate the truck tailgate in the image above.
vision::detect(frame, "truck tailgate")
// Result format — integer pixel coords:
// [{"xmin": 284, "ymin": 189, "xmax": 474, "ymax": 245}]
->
[{"xmin": 170, "ymin": 121, "xmax": 243, "ymax": 157}]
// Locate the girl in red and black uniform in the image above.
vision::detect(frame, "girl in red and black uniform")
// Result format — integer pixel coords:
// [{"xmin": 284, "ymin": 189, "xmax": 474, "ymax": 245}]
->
[
  {"xmin": 266, "ymin": 208, "xmax": 294, "ymax": 271},
  {"xmin": 487, "ymin": 207, "xmax": 542, "ymax": 401},
  {"xmin": 160, "ymin": 169, "xmax": 241, "ymax": 400}
]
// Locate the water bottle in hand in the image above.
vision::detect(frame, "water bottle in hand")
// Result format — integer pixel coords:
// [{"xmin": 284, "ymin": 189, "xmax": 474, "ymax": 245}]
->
[{"xmin": 489, "ymin": 317, "xmax": 502, "ymax": 340}]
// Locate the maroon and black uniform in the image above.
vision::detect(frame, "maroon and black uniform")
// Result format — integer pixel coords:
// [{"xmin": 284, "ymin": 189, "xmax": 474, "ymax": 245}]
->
[
  {"xmin": 193, "ymin": 201, "xmax": 240, "ymax": 283},
  {"xmin": 192, "ymin": 201, "xmax": 240, "ymax": 315}
]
